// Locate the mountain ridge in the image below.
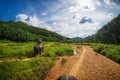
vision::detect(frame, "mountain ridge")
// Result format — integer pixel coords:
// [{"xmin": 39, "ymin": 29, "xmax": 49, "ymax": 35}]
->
[{"xmin": 0, "ymin": 21, "xmax": 71, "ymax": 42}]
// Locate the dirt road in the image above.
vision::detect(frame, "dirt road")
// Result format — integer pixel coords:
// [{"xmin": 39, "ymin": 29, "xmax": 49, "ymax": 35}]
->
[{"xmin": 45, "ymin": 45, "xmax": 120, "ymax": 80}]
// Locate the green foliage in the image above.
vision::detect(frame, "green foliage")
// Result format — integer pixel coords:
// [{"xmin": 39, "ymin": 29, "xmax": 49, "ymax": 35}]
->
[
  {"xmin": 43, "ymin": 42, "xmax": 73, "ymax": 57},
  {"xmin": 92, "ymin": 14, "xmax": 120, "ymax": 44},
  {"xmin": 83, "ymin": 14, "xmax": 120, "ymax": 44},
  {"xmin": 77, "ymin": 45, "xmax": 82, "ymax": 48},
  {"xmin": 92, "ymin": 44, "xmax": 120, "ymax": 63},
  {"xmin": 0, "ymin": 57, "xmax": 55, "ymax": 80},
  {"xmin": 0, "ymin": 40, "xmax": 73, "ymax": 59},
  {"xmin": 0, "ymin": 40, "xmax": 35, "ymax": 59},
  {"xmin": 0, "ymin": 40, "xmax": 74, "ymax": 80},
  {"xmin": 0, "ymin": 21, "xmax": 71, "ymax": 42}
]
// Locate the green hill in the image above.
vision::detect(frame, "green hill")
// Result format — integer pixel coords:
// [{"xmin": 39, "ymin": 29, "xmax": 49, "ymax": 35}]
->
[
  {"xmin": 0, "ymin": 21, "xmax": 70, "ymax": 42},
  {"xmin": 85, "ymin": 14, "xmax": 120, "ymax": 44}
]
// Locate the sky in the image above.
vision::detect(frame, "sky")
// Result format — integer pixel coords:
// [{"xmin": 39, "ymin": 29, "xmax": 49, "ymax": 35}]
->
[{"xmin": 0, "ymin": 0, "xmax": 120, "ymax": 38}]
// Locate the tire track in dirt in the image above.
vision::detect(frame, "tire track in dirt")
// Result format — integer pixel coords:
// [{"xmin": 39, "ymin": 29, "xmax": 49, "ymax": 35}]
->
[
  {"xmin": 45, "ymin": 45, "xmax": 120, "ymax": 80},
  {"xmin": 45, "ymin": 45, "xmax": 84, "ymax": 80},
  {"xmin": 76, "ymin": 46, "xmax": 120, "ymax": 80},
  {"xmin": 68, "ymin": 46, "xmax": 86, "ymax": 76}
]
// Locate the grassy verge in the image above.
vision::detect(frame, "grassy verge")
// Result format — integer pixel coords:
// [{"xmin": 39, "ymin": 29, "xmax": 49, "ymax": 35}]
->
[
  {"xmin": 0, "ymin": 40, "xmax": 73, "ymax": 59},
  {"xmin": 42, "ymin": 42, "xmax": 73, "ymax": 57},
  {"xmin": 91, "ymin": 43, "xmax": 120, "ymax": 63},
  {"xmin": 0, "ymin": 40, "xmax": 35, "ymax": 59},
  {"xmin": 0, "ymin": 40, "xmax": 73, "ymax": 80},
  {"xmin": 0, "ymin": 57, "xmax": 55, "ymax": 80}
]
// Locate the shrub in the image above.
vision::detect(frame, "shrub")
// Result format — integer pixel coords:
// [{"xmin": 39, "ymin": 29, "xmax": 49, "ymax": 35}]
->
[
  {"xmin": 91, "ymin": 43, "xmax": 120, "ymax": 64},
  {"xmin": 43, "ymin": 43, "xmax": 73, "ymax": 57}
]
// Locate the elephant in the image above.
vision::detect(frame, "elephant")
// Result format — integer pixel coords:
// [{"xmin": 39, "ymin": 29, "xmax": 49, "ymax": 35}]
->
[{"xmin": 33, "ymin": 39, "xmax": 43, "ymax": 56}]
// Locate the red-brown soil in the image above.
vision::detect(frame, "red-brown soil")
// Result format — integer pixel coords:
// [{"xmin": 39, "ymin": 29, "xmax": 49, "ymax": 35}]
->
[{"xmin": 45, "ymin": 45, "xmax": 120, "ymax": 80}]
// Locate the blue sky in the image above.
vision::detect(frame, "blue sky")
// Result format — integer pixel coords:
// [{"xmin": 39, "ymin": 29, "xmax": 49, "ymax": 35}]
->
[{"xmin": 0, "ymin": 0, "xmax": 120, "ymax": 38}]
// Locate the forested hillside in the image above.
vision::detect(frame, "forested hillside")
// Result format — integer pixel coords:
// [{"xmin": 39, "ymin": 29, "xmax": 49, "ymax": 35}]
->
[
  {"xmin": 0, "ymin": 21, "xmax": 70, "ymax": 42},
  {"xmin": 93, "ymin": 14, "xmax": 120, "ymax": 44},
  {"xmin": 84, "ymin": 14, "xmax": 120, "ymax": 44}
]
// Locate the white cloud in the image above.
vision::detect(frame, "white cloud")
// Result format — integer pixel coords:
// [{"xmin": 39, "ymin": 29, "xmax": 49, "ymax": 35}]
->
[
  {"xmin": 16, "ymin": 14, "xmax": 41, "ymax": 27},
  {"xmin": 27, "ymin": 15, "xmax": 41, "ymax": 27},
  {"xmin": 68, "ymin": 6, "xmax": 79, "ymax": 13},
  {"xmin": 43, "ymin": 3, "xmax": 118, "ymax": 38},
  {"xmin": 96, "ymin": 1, "xmax": 101, "ymax": 6},
  {"xmin": 104, "ymin": 0, "xmax": 112, "ymax": 5},
  {"xmin": 16, "ymin": 14, "xmax": 28, "ymax": 23},
  {"xmin": 77, "ymin": 0, "xmax": 96, "ymax": 11},
  {"xmin": 15, "ymin": 0, "xmax": 120, "ymax": 38}
]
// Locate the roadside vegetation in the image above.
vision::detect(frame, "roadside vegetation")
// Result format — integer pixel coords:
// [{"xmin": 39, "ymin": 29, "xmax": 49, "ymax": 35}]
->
[
  {"xmin": 0, "ymin": 40, "xmax": 34, "ymax": 59},
  {"xmin": 43, "ymin": 42, "xmax": 73, "ymax": 57},
  {"xmin": 91, "ymin": 43, "xmax": 120, "ymax": 63},
  {"xmin": 0, "ymin": 57, "xmax": 55, "ymax": 80},
  {"xmin": 0, "ymin": 40, "xmax": 73, "ymax": 59},
  {"xmin": 0, "ymin": 40, "xmax": 73, "ymax": 80}
]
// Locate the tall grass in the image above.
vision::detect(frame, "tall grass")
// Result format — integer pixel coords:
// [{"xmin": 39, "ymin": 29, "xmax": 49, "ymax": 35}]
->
[
  {"xmin": 0, "ymin": 40, "xmax": 35, "ymax": 59},
  {"xmin": 42, "ymin": 42, "xmax": 73, "ymax": 57},
  {"xmin": 0, "ymin": 40, "xmax": 74, "ymax": 80},
  {"xmin": 0, "ymin": 57, "xmax": 55, "ymax": 80},
  {"xmin": 0, "ymin": 40, "xmax": 73, "ymax": 59},
  {"xmin": 91, "ymin": 43, "xmax": 120, "ymax": 63}
]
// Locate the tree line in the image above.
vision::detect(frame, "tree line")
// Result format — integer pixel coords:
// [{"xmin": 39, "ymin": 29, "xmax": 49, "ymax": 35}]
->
[
  {"xmin": 0, "ymin": 21, "xmax": 71, "ymax": 42},
  {"xmin": 85, "ymin": 14, "xmax": 120, "ymax": 44}
]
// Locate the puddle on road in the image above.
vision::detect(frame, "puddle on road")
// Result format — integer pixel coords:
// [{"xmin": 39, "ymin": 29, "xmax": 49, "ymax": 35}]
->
[{"xmin": 74, "ymin": 49, "xmax": 77, "ymax": 55}]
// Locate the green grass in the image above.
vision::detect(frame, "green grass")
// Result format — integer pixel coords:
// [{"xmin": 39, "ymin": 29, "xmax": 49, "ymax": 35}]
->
[
  {"xmin": 0, "ymin": 40, "xmax": 73, "ymax": 59},
  {"xmin": 0, "ymin": 40, "xmax": 74, "ymax": 80},
  {"xmin": 91, "ymin": 43, "xmax": 120, "ymax": 63},
  {"xmin": 77, "ymin": 45, "xmax": 82, "ymax": 48},
  {"xmin": 0, "ymin": 40, "xmax": 35, "ymax": 59},
  {"xmin": 42, "ymin": 42, "xmax": 73, "ymax": 57},
  {"xmin": 0, "ymin": 57, "xmax": 55, "ymax": 80}
]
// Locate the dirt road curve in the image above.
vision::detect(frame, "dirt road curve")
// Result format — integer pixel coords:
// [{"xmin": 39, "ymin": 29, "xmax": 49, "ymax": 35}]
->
[{"xmin": 45, "ymin": 45, "xmax": 120, "ymax": 80}]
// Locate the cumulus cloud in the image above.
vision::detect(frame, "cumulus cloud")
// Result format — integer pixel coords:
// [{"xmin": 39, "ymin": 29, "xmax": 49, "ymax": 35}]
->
[
  {"xmin": 79, "ymin": 16, "xmax": 93, "ymax": 24},
  {"xmin": 16, "ymin": 14, "xmax": 28, "ymax": 23},
  {"xmin": 15, "ymin": 0, "xmax": 120, "ymax": 38},
  {"xmin": 78, "ymin": 0, "xmax": 96, "ymax": 11},
  {"xmin": 16, "ymin": 14, "xmax": 41, "ymax": 27},
  {"xmin": 27, "ymin": 15, "xmax": 41, "ymax": 27}
]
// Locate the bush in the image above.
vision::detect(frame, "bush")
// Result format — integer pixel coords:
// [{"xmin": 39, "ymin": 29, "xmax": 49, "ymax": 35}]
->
[
  {"xmin": 91, "ymin": 43, "xmax": 120, "ymax": 64},
  {"xmin": 43, "ymin": 43, "xmax": 73, "ymax": 57}
]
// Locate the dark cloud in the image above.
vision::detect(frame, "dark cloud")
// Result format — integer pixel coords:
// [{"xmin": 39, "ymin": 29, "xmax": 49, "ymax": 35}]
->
[
  {"xmin": 79, "ymin": 16, "xmax": 93, "ymax": 24},
  {"xmin": 72, "ymin": 15, "xmax": 76, "ymax": 19},
  {"xmin": 83, "ymin": 6, "xmax": 90, "ymax": 10}
]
